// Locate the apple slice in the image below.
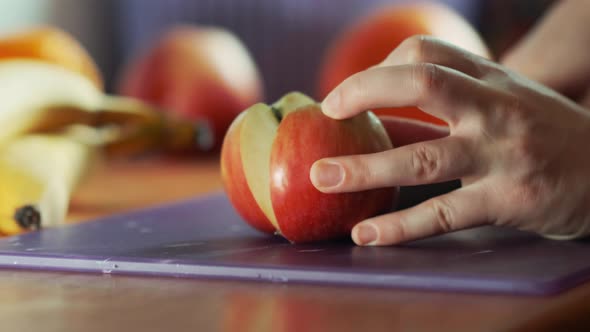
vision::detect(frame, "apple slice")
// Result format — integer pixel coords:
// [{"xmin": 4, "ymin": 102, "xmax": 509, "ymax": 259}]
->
[
  {"xmin": 220, "ymin": 112, "xmax": 274, "ymax": 233},
  {"xmin": 239, "ymin": 92, "xmax": 315, "ymax": 233},
  {"xmin": 270, "ymin": 91, "xmax": 315, "ymax": 117},
  {"xmin": 239, "ymin": 103, "xmax": 279, "ymax": 230}
]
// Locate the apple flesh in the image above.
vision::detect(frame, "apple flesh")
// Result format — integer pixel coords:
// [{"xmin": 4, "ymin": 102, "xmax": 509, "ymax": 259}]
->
[
  {"xmin": 317, "ymin": 2, "xmax": 490, "ymax": 125},
  {"xmin": 118, "ymin": 25, "xmax": 263, "ymax": 151},
  {"xmin": 220, "ymin": 112, "xmax": 274, "ymax": 234},
  {"xmin": 221, "ymin": 92, "xmax": 398, "ymax": 243}
]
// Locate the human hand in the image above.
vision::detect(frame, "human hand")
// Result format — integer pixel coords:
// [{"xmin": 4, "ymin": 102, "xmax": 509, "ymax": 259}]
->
[
  {"xmin": 377, "ymin": 116, "xmax": 460, "ymax": 209},
  {"xmin": 501, "ymin": 0, "xmax": 590, "ymax": 107},
  {"xmin": 310, "ymin": 35, "xmax": 590, "ymax": 245}
]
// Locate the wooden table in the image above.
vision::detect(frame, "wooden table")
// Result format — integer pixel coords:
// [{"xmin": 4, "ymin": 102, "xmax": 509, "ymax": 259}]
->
[{"xmin": 1, "ymin": 158, "xmax": 589, "ymax": 331}]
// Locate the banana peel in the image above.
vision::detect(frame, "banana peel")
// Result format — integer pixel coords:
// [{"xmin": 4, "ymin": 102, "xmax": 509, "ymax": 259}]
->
[
  {"xmin": 0, "ymin": 59, "xmax": 100, "ymax": 145},
  {"xmin": 93, "ymin": 95, "xmax": 215, "ymax": 157},
  {"xmin": 0, "ymin": 134, "xmax": 94, "ymax": 235}
]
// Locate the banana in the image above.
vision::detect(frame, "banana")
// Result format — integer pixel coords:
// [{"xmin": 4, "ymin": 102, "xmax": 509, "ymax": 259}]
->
[
  {"xmin": 93, "ymin": 95, "xmax": 215, "ymax": 157},
  {"xmin": 0, "ymin": 59, "xmax": 101, "ymax": 144},
  {"xmin": 0, "ymin": 134, "xmax": 93, "ymax": 235},
  {"xmin": 0, "ymin": 58, "xmax": 210, "ymax": 156},
  {"xmin": 0, "ymin": 59, "xmax": 212, "ymax": 235}
]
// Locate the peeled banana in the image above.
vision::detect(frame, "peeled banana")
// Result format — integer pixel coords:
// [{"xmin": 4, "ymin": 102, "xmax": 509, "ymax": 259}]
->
[
  {"xmin": 0, "ymin": 59, "xmax": 211, "ymax": 236},
  {"xmin": 0, "ymin": 59, "xmax": 101, "ymax": 144},
  {"xmin": 0, "ymin": 134, "xmax": 93, "ymax": 235},
  {"xmin": 0, "ymin": 58, "xmax": 210, "ymax": 155}
]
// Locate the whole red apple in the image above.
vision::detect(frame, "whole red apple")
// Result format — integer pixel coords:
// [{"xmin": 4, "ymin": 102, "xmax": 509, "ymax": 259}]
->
[
  {"xmin": 221, "ymin": 92, "xmax": 397, "ymax": 243},
  {"xmin": 118, "ymin": 25, "xmax": 263, "ymax": 151},
  {"xmin": 318, "ymin": 2, "xmax": 490, "ymax": 125}
]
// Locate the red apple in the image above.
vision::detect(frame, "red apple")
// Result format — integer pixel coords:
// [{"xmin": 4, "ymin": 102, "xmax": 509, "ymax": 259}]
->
[
  {"xmin": 317, "ymin": 2, "xmax": 490, "ymax": 125},
  {"xmin": 118, "ymin": 25, "xmax": 263, "ymax": 151},
  {"xmin": 220, "ymin": 92, "xmax": 397, "ymax": 243}
]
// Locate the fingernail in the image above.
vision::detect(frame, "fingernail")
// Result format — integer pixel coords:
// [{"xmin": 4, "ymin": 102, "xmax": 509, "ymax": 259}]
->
[
  {"xmin": 310, "ymin": 161, "xmax": 344, "ymax": 189},
  {"xmin": 353, "ymin": 224, "xmax": 378, "ymax": 246},
  {"xmin": 321, "ymin": 90, "xmax": 341, "ymax": 119}
]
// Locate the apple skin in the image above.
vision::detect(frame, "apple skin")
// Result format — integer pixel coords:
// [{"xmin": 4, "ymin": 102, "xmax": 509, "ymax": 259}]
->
[
  {"xmin": 118, "ymin": 25, "xmax": 263, "ymax": 150},
  {"xmin": 317, "ymin": 2, "xmax": 490, "ymax": 125},
  {"xmin": 220, "ymin": 112, "xmax": 275, "ymax": 234},
  {"xmin": 270, "ymin": 105, "xmax": 397, "ymax": 243}
]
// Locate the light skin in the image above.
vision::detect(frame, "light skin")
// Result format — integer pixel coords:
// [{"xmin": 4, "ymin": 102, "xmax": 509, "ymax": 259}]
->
[
  {"xmin": 501, "ymin": 0, "xmax": 590, "ymax": 107},
  {"xmin": 310, "ymin": 1, "xmax": 590, "ymax": 246}
]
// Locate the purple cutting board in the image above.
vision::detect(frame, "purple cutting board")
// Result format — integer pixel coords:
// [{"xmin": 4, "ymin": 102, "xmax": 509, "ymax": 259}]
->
[{"xmin": 0, "ymin": 193, "xmax": 588, "ymax": 296}]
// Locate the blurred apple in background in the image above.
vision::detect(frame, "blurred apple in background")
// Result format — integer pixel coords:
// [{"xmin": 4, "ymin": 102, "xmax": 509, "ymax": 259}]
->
[
  {"xmin": 118, "ymin": 25, "xmax": 264, "ymax": 151},
  {"xmin": 0, "ymin": 26, "xmax": 103, "ymax": 89},
  {"xmin": 221, "ymin": 92, "xmax": 397, "ymax": 243},
  {"xmin": 317, "ymin": 2, "xmax": 490, "ymax": 125}
]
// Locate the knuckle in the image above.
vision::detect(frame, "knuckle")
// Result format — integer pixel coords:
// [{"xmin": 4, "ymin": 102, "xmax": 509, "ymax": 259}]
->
[
  {"xmin": 348, "ymin": 72, "xmax": 369, "ymax": 101},
  {"xmin": 510, "ymin": 135, "xmax": 539, "ymax": 169},
  {"xmin": 486, "ymin": 95, "xmax": 538, "ymax": 153},
  {"xmin": 411, "ymin": 63, "xmax": 443, "ymax": 101},
  {"xmin": 492, "ymin": 94, "xmax": 528, "ymax": 129},
  {"xmin": 430, "ymin": 198, "xmax": 456, "ymax": 233},
  {"xmin": 401, "ymin": 35, "xmax": 430, "ymax": 63},
  {"xmin": 481, "ymin": 63, "xmax": 511, "ymax": 82},
  {"xmin": 387, "ymin": 217, "xmax": 408, "ymax": 243},
  {"xmin": 504, "ymin": 94, "xmax": 527, "ymax": 122},
  {"xmin": 345, "ymin": 155, "xmax": 374, "ymax": 188},
  {"xmin": 508, "ymin": 178, "xmax": 548, "ymax": 211},
  {"xmin": 513, "ymin": 185, "xmax": 536, "ymax": 209},
  {"xmin": 411, "ymin": 145, "xmax": 441, "ymax": 181},
  {"xmin": 501, "ymin": 101, "xmax": 543, "ymax": 169}
]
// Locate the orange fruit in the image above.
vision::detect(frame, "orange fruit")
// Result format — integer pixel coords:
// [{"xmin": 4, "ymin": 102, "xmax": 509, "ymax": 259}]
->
[{"xmin": 0, "ymin": 26, "xmax": 102, "ymax": 89}]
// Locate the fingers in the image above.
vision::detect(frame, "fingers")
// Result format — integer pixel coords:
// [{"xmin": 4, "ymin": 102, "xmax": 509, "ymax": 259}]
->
[
  {"xmin": 321, "ymin": 64, "xmax": 490, "ymax": 124},
  {"xmin": 378, "ymin": 115, "xmax": 449, "ymax": 147},
  {"xmin": 379, "ymin": 35, "xmax": 492, "ymax": 78},
  {"xmin": 310, "ymin": 136, "xmax": 476, "ymax": 192},
  {"xmin": 351, "ymin": 185, "xmax": 489, "ymax": 245}
]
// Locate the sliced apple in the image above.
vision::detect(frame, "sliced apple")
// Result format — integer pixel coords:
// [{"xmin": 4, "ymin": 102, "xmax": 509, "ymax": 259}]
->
[
  {"xmin": 239, "ymin": 103, "xmax": 280, "ymax": 230},
  {"xmin": 270, "ymin": 91, "xmax": 315, "ymax": 117},
  {"xmin": 239, "ymin": 92, "xmax": 315, "ymax": 233},
  {"xmin": 220, "ymin": 112, "xmax": 274, "ymax": 233},
  {"xmin": 222, "ymin": 91, "xmax": 398, "ymax": 243}
]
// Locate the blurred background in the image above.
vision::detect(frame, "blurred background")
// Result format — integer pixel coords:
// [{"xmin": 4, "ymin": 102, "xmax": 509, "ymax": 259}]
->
[
  {"xmin": 0, "ymin": 0, "xmax": 554, "ymax": 99},
  {"xmin": 0, "ymin": 0, "xmax": 563, "ymax": 232}
]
